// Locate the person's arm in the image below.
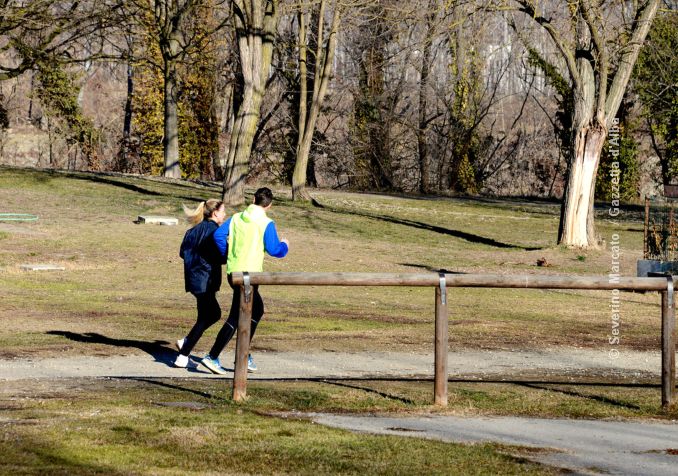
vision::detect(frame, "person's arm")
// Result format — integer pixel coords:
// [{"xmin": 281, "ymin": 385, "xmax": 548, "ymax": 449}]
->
[
  {"xmin": 179, "ymin": 228, "xmax": 192, "ymax": 259},
  {"xmin": 263, "ymin": 221, "xmax": 288, "ymax": 258},
  {"xmin": 213, "ymin": 217, "xmax": 232, "ymax": 257}
]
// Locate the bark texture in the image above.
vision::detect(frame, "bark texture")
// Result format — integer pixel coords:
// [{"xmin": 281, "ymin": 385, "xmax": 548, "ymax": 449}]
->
[
  {"xmin": 291, "ymin": 0, "xmax": 341, "ymax": 201},
  {"xmin": 223, "ymin": 0, "xmax": 278, "ymax": 205}
]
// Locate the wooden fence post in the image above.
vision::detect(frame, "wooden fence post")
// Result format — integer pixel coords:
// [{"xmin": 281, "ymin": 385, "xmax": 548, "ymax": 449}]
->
[
  {"xmin": 434, "ymin": 274, "xmax": 448, "ymax": 406},
  {"xmin": 661, "ymin": 279, "xmax": 676, "ymax": 408},
  {"xmin": 233, "ymin": 277, "xmax": 253, "ymax": 402}
]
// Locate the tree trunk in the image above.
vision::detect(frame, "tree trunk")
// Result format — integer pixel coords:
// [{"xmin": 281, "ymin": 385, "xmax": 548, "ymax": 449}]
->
[
  {"xmin": 292, "ymin": 9, "xmax": 309, "ymax": 201},
  {"xmin": 559, "ymin": 124, "xmax": 606, "ymax": 247},
  {"xmin": 223, "ymin": 34, "xmax": 262, "ymax": 204},
  {"xmin": 418, "ymin": 11, "xmax": 433, "ymax": 195},
  {"xmin": 559, "ymin": 11, "xmax": 598, "ymax": 247},
  {"xmin": 123, "ymin": 61, "xmax": 133, "ymax": 144},
  {"xmin": 120, "ymin": 59, "xmax": 134, "ymax": 170},
  {"xmin": 292, "ymin": 0, "xmax": 340, "ymax": 201},
  {"xmin": 162, "ymin": 57, "xmax": 181, "ymax": 178},
  {"xmin": 222, "ymin": 0, "xmax": 278, "ymax": 206},
  {"xmin": 28, "ymin": 73, "xmax": 35, "ymax": 122}
]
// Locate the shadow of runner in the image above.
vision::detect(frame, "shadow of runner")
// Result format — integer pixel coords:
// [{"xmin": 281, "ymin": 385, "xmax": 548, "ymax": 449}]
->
[{"xmin": 46, "ymin": 331, "xmax": 178, "ymax": 368}]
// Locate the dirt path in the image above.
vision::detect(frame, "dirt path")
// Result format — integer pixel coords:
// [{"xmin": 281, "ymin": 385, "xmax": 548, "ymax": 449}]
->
[{"xmin": 0, "ymin": 348, "xmax": 666, "ymax": 380}]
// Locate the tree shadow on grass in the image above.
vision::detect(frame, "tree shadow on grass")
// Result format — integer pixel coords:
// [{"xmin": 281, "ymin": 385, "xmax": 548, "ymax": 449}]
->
[
  {"xmin": 312, "ymin": 200, "xmax": 543, "ymax": 251},
  {"xmin": 46, "ymin": 330, "xmax": 178, "ymax": 367},
  {"xmin": 66, "ymin": 174, "xmax": 205, "ymax": 203},
  {"xmin": 513, "ymin": 382, "xmax": 643, "ymax": 410},
  {"xmin": 314, "ymin": 379, "xmax": 418, "ymax": 405},
  {"xmin": 116, "ymin": 377, "xmax": 223, "ymax": 401},
  {"xmin": 221, "ymin": 376, "xmax": 658, "ymax": 409},
  {"xmin": 0, "ymin": 434, "xmax": 129, "ymax": 476},
  {"xmin": 399, "ymin": 264, "xmax": 466, "ymax": 274}
]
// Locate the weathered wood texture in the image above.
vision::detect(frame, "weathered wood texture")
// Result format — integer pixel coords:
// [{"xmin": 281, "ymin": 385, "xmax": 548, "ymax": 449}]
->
[
  {"xmin": 662, "ymin": 290, "xmax": 676, "ymax": 408},
  {"xmin": 434, "ymin": 283, "xmax": 448, "ymax": 406},
  {"xmin": 231, "ymin": 272, "xmax": 670, "ymax": 291},
  {"xmin": 233, "ymin": 285, "xmax": 253, "ymax": 402},
  {"xmin": 229, "ymin": 272, "xmax": 675, "ymax": 407}
]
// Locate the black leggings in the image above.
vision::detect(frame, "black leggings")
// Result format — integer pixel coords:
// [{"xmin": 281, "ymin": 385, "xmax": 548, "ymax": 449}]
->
[
  {"xmin": 181, "ymin": 292, "xmax": 221, "ymax": 356},
  {"xmin": 209, "ymin": 281, "xmax": 263, "ymax": 360}
]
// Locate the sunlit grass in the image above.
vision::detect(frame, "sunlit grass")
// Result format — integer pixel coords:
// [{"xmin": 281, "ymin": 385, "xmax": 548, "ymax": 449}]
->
[{"xmin": 0, "ymin": 166, "xmax": 659, "ymax": 358}]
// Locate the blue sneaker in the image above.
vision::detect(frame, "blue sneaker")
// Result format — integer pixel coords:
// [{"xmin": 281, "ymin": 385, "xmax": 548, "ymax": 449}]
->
[
  {"xmin": 247, "ymin": 354, "xmax": 257, "ymax": 373},
  {"xmin": 201, "ymin": 355, "xmax": 227, "ymax": 375},
  {"xmin": 235, "ymin": 354, "xmax": 258, "ymax": 372}
]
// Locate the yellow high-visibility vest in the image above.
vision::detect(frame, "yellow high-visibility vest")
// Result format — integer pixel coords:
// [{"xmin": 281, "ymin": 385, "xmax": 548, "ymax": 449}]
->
[{"xmin": 227, "ymin": 204, "xmax": 272, "ymax": 273}]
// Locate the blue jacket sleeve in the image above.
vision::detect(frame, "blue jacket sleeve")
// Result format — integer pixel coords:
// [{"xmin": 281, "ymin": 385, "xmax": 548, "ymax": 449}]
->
[
  {"xmin": 264, "ymin": 221, "xmax": 288, "ymax": 258},
  {"xmin": 213, "ymin": 217, "xmax": 231, "ymax": 257}
]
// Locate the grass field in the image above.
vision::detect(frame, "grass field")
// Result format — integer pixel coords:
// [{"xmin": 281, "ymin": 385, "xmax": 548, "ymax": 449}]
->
[
  {"xmin": 0, "ymin": 378, "xmax": 561, "ymax": 475},
  {"xmin": 0, "ymin": 166, "xmax": 659, "ymax": 358},
  {"xmin": 0, "ymin": 166, "xmax": 673, "ymax": 474}
]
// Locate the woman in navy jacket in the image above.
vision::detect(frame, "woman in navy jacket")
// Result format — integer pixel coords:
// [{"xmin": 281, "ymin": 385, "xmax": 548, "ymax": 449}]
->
[{"xmin": 174, "ymin": 199, "xmax": 226, "ymax": 368}]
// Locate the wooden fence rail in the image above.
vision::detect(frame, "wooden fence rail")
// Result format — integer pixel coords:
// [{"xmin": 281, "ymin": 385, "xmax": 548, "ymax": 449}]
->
[{"xmin": 229, "ymin": 272, "xmax": 677, "ymax": 409}]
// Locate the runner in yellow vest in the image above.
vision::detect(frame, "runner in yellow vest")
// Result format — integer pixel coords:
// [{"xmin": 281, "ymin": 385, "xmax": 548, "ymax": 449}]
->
[{"xmin": 201, "ymin": 187, "xmax": 289, "ymax": 374}]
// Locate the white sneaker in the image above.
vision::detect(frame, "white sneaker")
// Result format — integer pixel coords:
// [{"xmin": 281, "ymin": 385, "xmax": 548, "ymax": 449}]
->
[
  {"xmin": 174, "ymin": 354, "xmax": 189, "ymax": 368},
  {"xmin": 176, "ymin": 338, "xmax": 185, "ymax": 351}
]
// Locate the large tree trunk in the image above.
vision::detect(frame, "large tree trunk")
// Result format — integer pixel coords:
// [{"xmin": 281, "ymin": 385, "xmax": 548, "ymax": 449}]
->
[
  {"xmin": 559, "ymin": 11, "xmax": 599, "ymax": 247},
  {"xmin": 154, "ymin": 0, "xmax": 189, "ymax": 179},
  {"xmin": 559, "ymin": 124, "xmax": 606, "ymax": 247},
  {"xmin": 223, "ymin": 29, "xmax": 263, "ymax": 204},
  {"xmin": 123, "ymin": 61, "xmax": 133, "ymax": 146},
  {"xmin": 162, "ymin": 57, "xmax": 181, "ymax": 178},
  {"xmin": 222, "ymin": 0, "xmax": 278, "ymax": 205}
]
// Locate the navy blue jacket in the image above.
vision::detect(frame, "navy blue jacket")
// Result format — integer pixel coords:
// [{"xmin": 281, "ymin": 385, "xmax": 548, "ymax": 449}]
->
[{"xmin": 179, "ymin": 220, "xmax": 224, "ymax": 294}]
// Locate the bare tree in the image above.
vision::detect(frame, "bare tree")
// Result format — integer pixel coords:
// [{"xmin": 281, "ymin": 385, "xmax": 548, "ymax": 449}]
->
[
  {"xmin": 290, "ymin": 0, "xmax": 342, "ymax": 201},
  {"xmin": 509, "ymin": 0, "xmax": 660, "ymax": 247},
  {"xmin": 0, "ymin": 1, "xmax": 121, "ymax": 81}
]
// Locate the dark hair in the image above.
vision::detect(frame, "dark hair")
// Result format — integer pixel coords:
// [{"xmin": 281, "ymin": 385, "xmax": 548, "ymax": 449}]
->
[{"xmin": 254, "ymin": 187, "xmax": 273, "ymax": 207}]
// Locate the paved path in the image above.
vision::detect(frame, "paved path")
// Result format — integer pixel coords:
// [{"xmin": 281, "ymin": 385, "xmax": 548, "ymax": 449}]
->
[
  {"xmin": 0, "ymin": 348, "xmax": 664, "ymax": 380},
  {"xmin": 311, "ymin": 414, "xmax": 678, "ymax": 476}
]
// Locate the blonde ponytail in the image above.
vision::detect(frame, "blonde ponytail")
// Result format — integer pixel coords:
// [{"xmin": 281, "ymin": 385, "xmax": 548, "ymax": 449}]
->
[{"xmin": 184, "ymin": 199, "xmax": 224, "ymax": 226}]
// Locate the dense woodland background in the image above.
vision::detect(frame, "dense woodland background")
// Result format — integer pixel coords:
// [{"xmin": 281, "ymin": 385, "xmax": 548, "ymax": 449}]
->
[{"xmin": 0, "ymin": 1, "xmax": 675, "ymax": 211}]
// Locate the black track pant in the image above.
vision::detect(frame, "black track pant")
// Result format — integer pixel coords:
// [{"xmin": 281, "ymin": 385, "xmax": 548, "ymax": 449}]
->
[
  {"xmin": 181, "ymin": 292, "xmax": 221, "ymax": 356},
  {"xmin": 209, "ymin": 279, "xmax": 263, "ymax": 360}
]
